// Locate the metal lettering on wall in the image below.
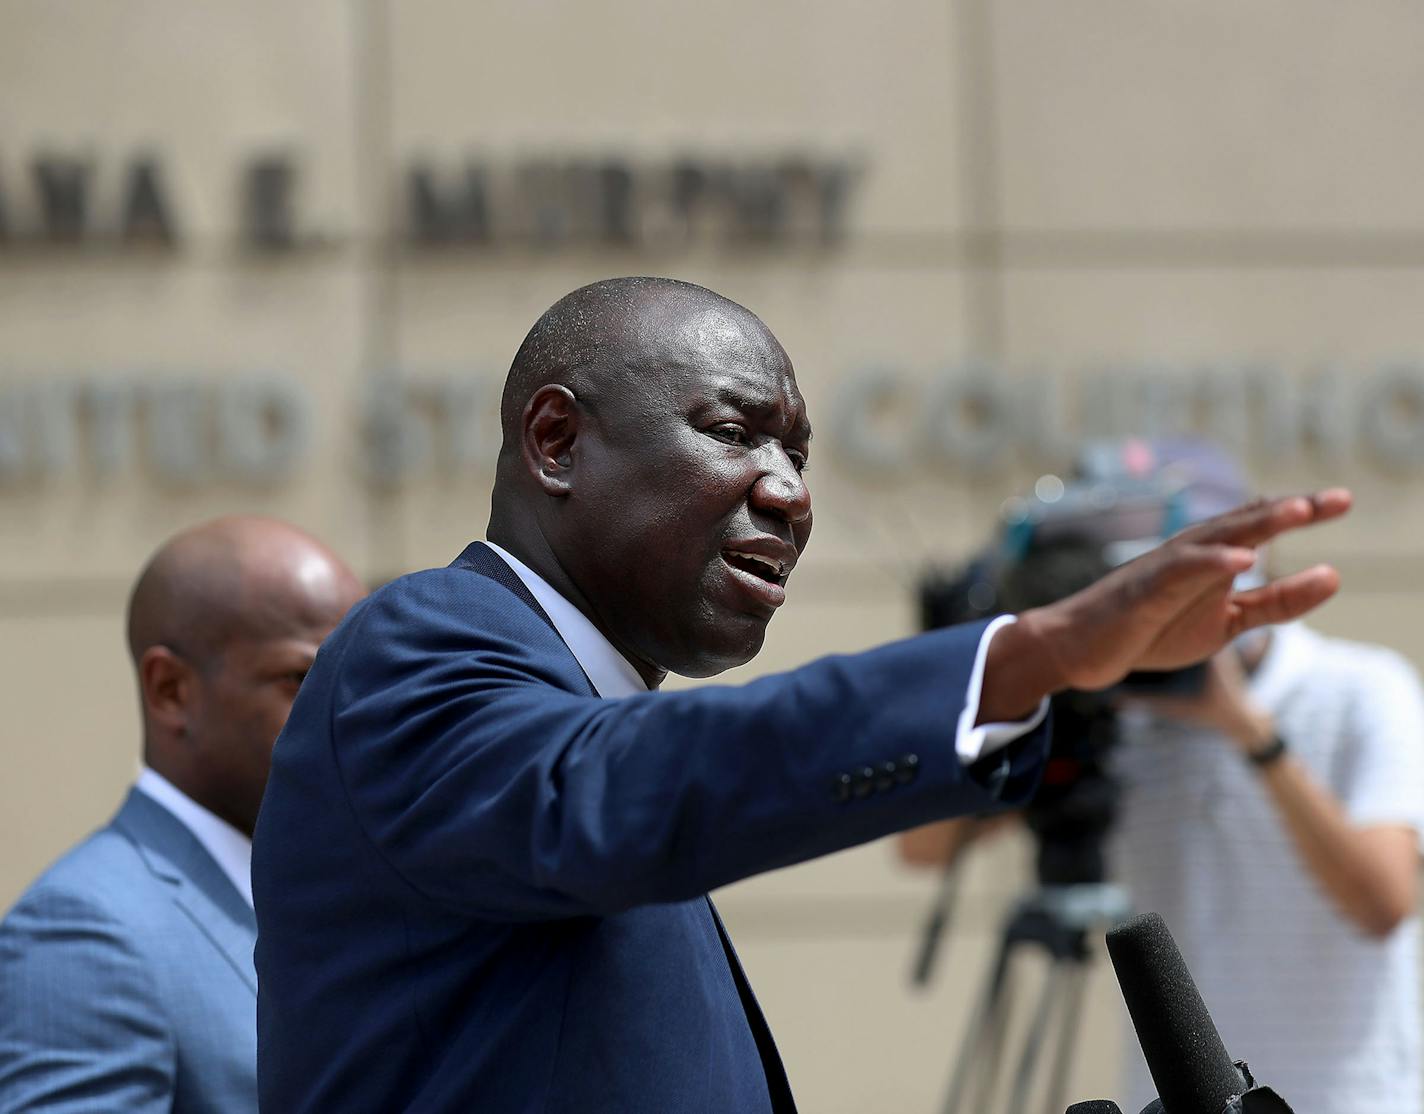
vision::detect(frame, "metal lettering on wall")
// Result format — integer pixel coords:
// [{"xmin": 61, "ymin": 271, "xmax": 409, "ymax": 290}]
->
[
  {"xmin": 827, "ymin": 363, "xmax": 1424, "ymax": 474},
  {"xmin": 0, "ymin": 152, "xmax": 863, "ymax": 249},
  {"xmin": 4, "ymin": 363, "xmax": 1424, "ymax": 492},
  {"xmin": 0, "ymin": 378, "xmax": 311, "ymax": 487}
]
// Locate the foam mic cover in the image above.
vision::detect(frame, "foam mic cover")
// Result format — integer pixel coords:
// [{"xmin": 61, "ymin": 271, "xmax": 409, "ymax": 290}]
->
[
  {"xmin": 1066, "ymin": 1102, "xmax": 1124, "ymax": 1114},
  {"xmin": 1106, "ymin": 912, "xmax": 1246, "ymax": 1114}
]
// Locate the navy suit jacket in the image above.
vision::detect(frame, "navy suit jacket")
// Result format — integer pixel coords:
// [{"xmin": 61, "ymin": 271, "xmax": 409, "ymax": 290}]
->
[
  {"xmin": 252, "ymin": 542, "xmax": 1048, "ymax": 1113},
  {"xmin": 0, "ymin": 790, "xmax": 258, "ymax": 1113}
]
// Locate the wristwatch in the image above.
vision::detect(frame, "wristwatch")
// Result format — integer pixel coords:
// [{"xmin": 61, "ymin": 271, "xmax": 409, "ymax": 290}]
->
[{"xmin": 1246, "ymin": 734, "xmax": 1289, "ymax": 768}]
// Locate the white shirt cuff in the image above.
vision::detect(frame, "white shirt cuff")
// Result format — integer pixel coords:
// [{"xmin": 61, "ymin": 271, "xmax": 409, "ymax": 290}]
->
[{"xmin": 955, "ymin": 614, "xmax": 1051, "ymax": 765}]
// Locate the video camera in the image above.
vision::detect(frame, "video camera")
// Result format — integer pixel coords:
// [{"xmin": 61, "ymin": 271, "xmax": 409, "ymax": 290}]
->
[
  {"xmin": 919, "ymin": 448, "xmax": 1209, "ymax": 697},
  {"xmin": 917, "ymin": 448, "xmax": 1207, "ymax": 885}
]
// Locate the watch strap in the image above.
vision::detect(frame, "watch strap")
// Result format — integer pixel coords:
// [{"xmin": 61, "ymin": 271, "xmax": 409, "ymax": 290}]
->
[{"xmin": 1247, "ymin": 734, "xmax": 1288, "ymax": 768}]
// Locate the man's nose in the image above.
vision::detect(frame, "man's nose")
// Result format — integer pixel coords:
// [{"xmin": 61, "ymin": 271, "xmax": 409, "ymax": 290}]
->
[{"xmin": 750, "ymin": 448, "xmax": 811, "ymax": 525}]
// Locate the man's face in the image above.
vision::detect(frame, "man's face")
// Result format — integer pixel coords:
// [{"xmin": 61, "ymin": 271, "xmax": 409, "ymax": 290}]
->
[
  {"xmin": 564, "ymin": 303, "xmax": 813, "ymax": 677},
  {"xmin": 184, "ymin": 572, "xmax": 363, "ymax": 834}
]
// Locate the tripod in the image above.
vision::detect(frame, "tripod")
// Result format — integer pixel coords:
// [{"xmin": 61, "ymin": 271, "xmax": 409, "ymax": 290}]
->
[{"xmin": 937, "ymin": 884, "xmax": 1131, "ymax": 1114}]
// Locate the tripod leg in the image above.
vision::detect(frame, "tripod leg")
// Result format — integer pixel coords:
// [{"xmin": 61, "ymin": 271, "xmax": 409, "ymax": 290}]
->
[
  {"xmin": 1007, "ymin": 961, "xmax": 1067, "ymax": 1114},
  {"xmin": 912, "ymin": 857, "xmax": 965, "ymax": 986},
  {"xmin": 971, "ymin": 959, "xmax": 1017, "ymax": 1114},
  {"xmin": 940, "ymin": 934, "xmax": 1016, "ymax": 1114},
  {"xmin": 1043, "ymin": 964, "xmax": 1089, "ymax": 1114}
]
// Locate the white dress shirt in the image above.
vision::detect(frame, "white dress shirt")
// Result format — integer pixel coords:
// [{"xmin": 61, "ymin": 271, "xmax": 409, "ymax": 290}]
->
[
  {"xmin": 134, "ymin": 766, "xmax": 254, "ymax": 908},
  {"xmin": 486, "ymin": 542, "xmax": 648, "ymax": 700},
  {"xmin": 484, "ymin": 542, "xmax": 1044, "ymax": 763}
]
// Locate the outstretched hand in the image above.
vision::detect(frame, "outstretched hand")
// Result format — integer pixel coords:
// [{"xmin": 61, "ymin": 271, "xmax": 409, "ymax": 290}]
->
[
  {"xmin": 978, "ymin": 490, "xmax": 1351, "ymax": 722},
  {"xmin": 1031, "ymin": 489, "xmax": 1350, "ymax": 691}
]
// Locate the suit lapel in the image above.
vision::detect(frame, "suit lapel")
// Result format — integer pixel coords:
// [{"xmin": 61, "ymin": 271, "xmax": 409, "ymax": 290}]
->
[
  {"xmin": 171, "ymin": 886, "xmax": 258, "ymax": 995},
  {"xmin": 458, "ymin": 540, "xmax": 793, "ymax": 1107},
  {"xmin": 452, "ymin": 541, "xmax": 559, "ymax": 630},
  {"xmin": 707, "ymin": 897, "xmax": 798, "ymax": 1113},
  {"xmin": 112, "ymin": 790, "xmax": 259, "ymax": 995},
  {"xmin": 451, "ymin": 540, "xmax": 599, "ymax": 698}
]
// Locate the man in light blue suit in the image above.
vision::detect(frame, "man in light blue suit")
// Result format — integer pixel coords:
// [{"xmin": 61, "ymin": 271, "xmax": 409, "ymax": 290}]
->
[
  {"xmin": 254, "ymin": 277, "xmax": 1351, "ymax": 1113},
  {"xmin": 0, "ymin": 517, "xmax": 364, "ymax": 1113}
]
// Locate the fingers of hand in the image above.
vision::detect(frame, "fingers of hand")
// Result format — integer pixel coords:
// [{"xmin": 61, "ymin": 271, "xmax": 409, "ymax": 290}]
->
[
  {"xmin": 1187, "ymin": 488, "xmax": 1352, "ymax": 549},
  {"xmin": 1149, "ymin": 543, "xmax": 1256, "ymax": 599},
  {"xmin": 1231, "ymin": 564, "xmax": 1340, "ymax": 631},
  {"xmin": 1309, "ymin": 487, "xmax": 1353, "ymax": 521},
  {"xmin": 1188, "ymin": 495, "xmax": 1310, "ymax": 548}
]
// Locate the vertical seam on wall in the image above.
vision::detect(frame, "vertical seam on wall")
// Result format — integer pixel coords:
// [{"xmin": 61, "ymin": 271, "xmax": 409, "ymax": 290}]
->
[
  {"xmin": 352, "ymin": 0, "xmax": 406, "ymax": 579},
  {"xmin": 954, "ymin": 0, "xmax": 1004, "ymax": 360}
]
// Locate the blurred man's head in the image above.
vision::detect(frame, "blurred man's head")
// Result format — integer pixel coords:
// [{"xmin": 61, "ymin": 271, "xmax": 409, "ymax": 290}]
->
[
  {"xmin": 1075, "ymin": 437, "xmax": 1252, "ymax": 526},
  {"xmin": 126, "ymin": 516, "xmax": 365, "ymax": 835},
  {"xmin": 489, "ymin": 277, "xmax": 813, "ymax": 684},
  {"xmin": 998, "ymin": 438, "xmax": 1256, "ymax": 611}
]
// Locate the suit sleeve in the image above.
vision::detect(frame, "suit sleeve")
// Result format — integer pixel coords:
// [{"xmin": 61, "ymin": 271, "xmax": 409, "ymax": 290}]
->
[
  {"xmin": 324, "ymin": 573, "xmax": 1049, "ymax": 921},
  {"xmin": 0, "ymin": 887, "xmax": 175, "ymax": 1113}
]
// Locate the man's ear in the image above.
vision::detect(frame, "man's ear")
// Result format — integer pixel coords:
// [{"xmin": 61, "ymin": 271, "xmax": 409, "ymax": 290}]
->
[
  {"xmin": 139, "ymin": 646, "xmax": 195, "ymax": 739},
  {"xmin": 522, "ymin": 385, "xmax": 580, "ymax": 497}
]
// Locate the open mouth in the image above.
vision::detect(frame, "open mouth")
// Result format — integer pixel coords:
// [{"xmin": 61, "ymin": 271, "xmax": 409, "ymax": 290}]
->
[{"xmin": 723, "ymin": 549, "xmax": 786, "ymax": 585}]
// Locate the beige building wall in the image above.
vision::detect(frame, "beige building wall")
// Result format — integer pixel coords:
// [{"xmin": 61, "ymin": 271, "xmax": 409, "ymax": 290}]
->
[{"xmin": 4, "ymin": 3, "xmax": 1424, "ymax": 1111}]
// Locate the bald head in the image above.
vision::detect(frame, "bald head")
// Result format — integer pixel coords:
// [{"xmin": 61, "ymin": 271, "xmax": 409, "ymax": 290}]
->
[
  {"xmin": 127, "ymin": 516, "xmax": 361, "ymax": 674},
  {"xmin": 128, "ymin": 517, "xmax": 365, "ymax": 835},
  {"xmin": 499, "ymin": 276, "xmax": 777, "ymax": 453}
]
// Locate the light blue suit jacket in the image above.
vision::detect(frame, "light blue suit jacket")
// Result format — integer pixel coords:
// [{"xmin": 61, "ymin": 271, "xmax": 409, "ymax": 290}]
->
[{"xmin": 0, "ymin": 789, "xmax": 258, "ymax": 1113}]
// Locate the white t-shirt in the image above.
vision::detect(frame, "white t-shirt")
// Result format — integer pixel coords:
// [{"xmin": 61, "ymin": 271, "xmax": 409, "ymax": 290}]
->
[{"xmin": 1109, "ymin": 623, "xmax": 1424, "ymax": 1114}]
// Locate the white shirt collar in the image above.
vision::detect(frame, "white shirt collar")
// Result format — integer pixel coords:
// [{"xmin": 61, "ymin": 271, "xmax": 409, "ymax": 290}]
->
[
  {"xmin": 133, "ymin": 766, "xmax": 254, "ymax": 908},
  {"xmin": 483, "ymin": 541, "xmax": 650, "ymax": 698}
]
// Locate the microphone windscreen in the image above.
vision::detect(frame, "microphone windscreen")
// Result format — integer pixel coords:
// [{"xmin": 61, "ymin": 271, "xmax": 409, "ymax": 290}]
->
[
  {"xmin": 1106, "ymin": 912, "xmax": 1244, "ymax": 1114},
  {"xmin": 1066, "ymin": 1102, "xmax": 1124, "ymax": 1114}
]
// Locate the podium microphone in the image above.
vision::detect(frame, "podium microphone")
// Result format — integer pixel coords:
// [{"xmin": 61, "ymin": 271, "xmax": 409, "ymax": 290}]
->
[{"xmin": 1066, "ymin": 911, "xmax": 1294, "ymax": 1114}]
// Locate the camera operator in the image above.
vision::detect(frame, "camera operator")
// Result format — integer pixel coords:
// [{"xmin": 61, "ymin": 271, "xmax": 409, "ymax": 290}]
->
[{"xmin": 902, "ymin": 440, "xmax": 1424, "ymax": 1114}]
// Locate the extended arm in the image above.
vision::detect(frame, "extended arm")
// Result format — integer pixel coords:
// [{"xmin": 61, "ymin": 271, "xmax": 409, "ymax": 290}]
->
[
  {"xmin": 1141, "ymin": 648, "xmax": 1419, "ymax": 938},
  {"xmin": 318, "ymin": 491, "xmax": 1348, "ymax": 923},
  {"xmin": 1254, "ymin": 757, "xmax": 1415, "ymax": 937},
  {"xmin": 326, "ymin": 581, "xmax": 1047, "ymax": 921}
]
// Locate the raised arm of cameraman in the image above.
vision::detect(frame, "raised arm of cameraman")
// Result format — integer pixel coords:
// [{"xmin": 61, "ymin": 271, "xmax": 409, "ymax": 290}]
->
[{"xmin": 1139, "ymin": 643, "xmax": 1422, "ymax": 938}]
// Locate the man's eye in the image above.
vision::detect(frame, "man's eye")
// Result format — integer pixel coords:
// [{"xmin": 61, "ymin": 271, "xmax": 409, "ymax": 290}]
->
[
  {"xmin": 789, "ymin": 454, "xmax": 810, "ymax": 474},
  {"xmin": 711, "ymin": 424, "xmax": 751, "ymax": 445}
]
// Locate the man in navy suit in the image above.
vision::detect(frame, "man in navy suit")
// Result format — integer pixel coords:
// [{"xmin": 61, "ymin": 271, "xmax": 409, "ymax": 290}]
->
[
  {"xmin": 0, "ymin": 517, "xmax": 364, "ymax": 1113},
  {"xmin": 253, "ymin": 277, "xmax": 1350, "ymax": 1112}
]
